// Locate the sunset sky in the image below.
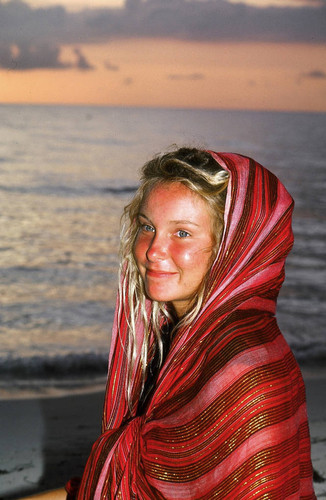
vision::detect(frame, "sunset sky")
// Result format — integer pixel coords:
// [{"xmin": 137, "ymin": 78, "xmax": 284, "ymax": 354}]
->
[{"xmin": 0, "ymin": 0, "xmax": 325, "ymax": 111}]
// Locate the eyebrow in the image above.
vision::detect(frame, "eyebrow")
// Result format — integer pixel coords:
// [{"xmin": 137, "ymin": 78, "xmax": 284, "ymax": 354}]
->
[
  {"xmin": 137, "ymin": 213, "xmax": 151, "ymax": 221},
  {"xmin": 138, "ymin": 213, "xmax": 200, "ymax": 227},
  {"xmin": 170, "ymin": 219, "xmax": 200, "ymax": 227}
]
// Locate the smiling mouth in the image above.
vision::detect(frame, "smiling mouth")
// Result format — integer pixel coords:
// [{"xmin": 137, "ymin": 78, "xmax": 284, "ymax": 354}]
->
[{"xmin": 146, "ymin": 269, "xmax": 177, "ymax": 278}]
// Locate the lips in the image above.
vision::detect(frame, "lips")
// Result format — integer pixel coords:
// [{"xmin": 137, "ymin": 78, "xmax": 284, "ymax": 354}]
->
[{"xmin": 146, "ymin": 269, "xmax": 177, "ymax": 278}]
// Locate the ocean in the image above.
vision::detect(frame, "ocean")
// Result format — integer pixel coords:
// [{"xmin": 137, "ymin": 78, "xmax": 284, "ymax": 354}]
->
[{"xmin": 0, "ymin": 104, "xmax": 325, "ymax": 397}]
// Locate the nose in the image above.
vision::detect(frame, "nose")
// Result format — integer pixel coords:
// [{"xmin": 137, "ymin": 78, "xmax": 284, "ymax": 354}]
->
[{"xmin": 146, "ymin": 232, "xmax": 168, "ymax": 262}]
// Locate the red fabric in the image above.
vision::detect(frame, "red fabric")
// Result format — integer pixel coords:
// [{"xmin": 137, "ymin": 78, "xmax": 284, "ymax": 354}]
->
[
  {"xmin": 66, "ymin": 477, "xmax": 82, "ymax": 499},
  {"xmin": 75, "ymin": 153, "xmax": 315, "ymax": 499}
]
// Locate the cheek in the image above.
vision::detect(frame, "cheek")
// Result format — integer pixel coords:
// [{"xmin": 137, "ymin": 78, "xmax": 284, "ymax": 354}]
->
[
  {"xmin": 176, "ymin": 249, "xmax": 194, "ymax": 266},
  {"xmin": 173, "ymin": 245, "xmax": 210, "ymax": 269}
]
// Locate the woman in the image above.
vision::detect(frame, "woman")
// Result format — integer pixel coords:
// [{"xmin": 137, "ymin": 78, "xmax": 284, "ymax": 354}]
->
[{"xmin": 26, "ymin": 148, "xmax": 316, "ymax": 499}]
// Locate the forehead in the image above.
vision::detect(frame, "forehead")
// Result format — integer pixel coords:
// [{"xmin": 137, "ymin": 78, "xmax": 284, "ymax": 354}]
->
[
  {"xmin": 140, "ymin": 181, "xmax": 212, "ymax": 221},
  {"xmin": 142, "ymin": 181, "xmax": 199, "ymax": 206}
]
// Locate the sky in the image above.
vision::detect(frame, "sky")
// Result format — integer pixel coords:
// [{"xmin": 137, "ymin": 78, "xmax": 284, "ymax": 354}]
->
[{"xmin": 0, "ymin": 0, "xmax": 325, "ymax": 111}]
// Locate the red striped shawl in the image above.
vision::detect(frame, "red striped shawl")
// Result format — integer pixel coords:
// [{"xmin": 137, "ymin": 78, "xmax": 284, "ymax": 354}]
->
[{"xmin": 73, "ymin": 153, "xmax": 315, "ymax": 499}]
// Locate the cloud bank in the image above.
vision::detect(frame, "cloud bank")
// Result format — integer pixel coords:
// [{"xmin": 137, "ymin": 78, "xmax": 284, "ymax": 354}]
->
[{"xmin": 0, "ymin": 0, "xmax": 325, "ymax": 70}]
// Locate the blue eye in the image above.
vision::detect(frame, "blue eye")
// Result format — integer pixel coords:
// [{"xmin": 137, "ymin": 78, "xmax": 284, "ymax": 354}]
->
[
  {"xmin": 142, "ymin": 224, "xmax": 155, "ymax": 233},
  {"xmin": 177, "ymin": 230, "xmax": 190, "ymax": 238}
]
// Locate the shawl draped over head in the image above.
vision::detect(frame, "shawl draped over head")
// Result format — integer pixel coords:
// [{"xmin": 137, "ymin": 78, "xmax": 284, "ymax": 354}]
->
[{"xmin": 70, "ymin": 153, "xmax": 315, "ymax": 499}]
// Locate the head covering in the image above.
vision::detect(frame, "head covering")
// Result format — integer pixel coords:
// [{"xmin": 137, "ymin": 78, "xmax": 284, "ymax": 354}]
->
[{"xmin": 74, "ymin": 153, "xmax": 315, "ymax": 499}]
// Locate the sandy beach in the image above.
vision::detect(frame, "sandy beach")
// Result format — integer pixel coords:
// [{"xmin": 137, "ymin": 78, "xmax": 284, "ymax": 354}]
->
[{"xmin": 1, "ymin": 371, "xmax": 325, "ymax": 499}]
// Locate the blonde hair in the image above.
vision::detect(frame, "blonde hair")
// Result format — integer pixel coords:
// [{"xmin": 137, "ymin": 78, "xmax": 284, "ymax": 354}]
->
[{"xmin": 119, "ymin": 148, "xmax": 229, "ymax": 404}]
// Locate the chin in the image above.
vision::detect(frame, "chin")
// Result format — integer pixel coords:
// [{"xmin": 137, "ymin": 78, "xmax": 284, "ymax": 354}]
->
[{"xmin": 146, "ymin": 293, "xmax": 171, "ymax": 303}]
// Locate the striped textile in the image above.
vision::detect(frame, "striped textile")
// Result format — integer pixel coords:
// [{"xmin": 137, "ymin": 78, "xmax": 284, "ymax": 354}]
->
[{"xmin": 73, "ymin": 153, "xmax": 315, "ymax": 499}]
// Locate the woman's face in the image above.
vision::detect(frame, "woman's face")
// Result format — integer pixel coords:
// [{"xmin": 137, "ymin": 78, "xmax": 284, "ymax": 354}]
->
[{"xmin": 133, "ymin": 182, "xmax": 215, "ymax": 317}]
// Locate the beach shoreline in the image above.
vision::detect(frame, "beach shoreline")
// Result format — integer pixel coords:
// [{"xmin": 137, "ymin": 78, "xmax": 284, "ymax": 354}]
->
[
  {"xmin": 1, "ymin": 371, "xmax": 325, "ymax": 499},
  {"xmin": 0, "ymin": 391, "xmax": 104, "ymax": 499}
]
